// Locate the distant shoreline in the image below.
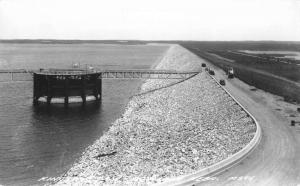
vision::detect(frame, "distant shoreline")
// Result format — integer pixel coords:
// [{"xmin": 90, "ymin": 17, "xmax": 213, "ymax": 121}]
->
[
  {"xmin": 0, "ymin": 39, "xmax": 148, "ymax": 45},
  {"xmin": 1, "ymin": 40, "xmax": 300, "ymax": 45}
]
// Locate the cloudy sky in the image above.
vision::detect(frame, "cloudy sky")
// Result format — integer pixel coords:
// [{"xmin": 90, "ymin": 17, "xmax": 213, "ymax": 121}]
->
[{"xmin": 0, "ymin": 0, "xmax": 300, "ymax": 40}]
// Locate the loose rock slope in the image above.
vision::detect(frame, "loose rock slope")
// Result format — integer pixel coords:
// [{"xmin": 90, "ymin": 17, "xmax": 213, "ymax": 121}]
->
[{"xmin": 55, "ymin": 45, "xmax": 256, "ymax": 186}]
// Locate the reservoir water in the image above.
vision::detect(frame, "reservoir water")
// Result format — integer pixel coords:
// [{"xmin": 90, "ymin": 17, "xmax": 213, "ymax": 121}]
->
[{"xmin": 0, "ymin": 43, "xmax": 168, "ymax": 185}]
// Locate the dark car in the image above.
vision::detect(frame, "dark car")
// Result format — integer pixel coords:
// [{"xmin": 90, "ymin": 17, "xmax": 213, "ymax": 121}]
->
[
  {"xmin": 209, "ymin": 70, "xmax": 215, "ymax": 75},
  {"xmin": 219, "ymin": 79, "xmax": 226, "ymax": 86}
]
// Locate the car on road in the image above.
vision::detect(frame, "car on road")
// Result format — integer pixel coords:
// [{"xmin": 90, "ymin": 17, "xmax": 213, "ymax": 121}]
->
[
  {"xmin": 220, "ymin": 79, "xmax": 226, "ymax": 86},
  {"xmin": 209, "ymin": 70, "xmax": 215, "ymax": 75}
]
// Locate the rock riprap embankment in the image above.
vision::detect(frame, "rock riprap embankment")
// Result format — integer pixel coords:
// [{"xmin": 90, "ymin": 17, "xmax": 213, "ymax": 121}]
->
[{"xmin": 56, "ymin": 45, "xmax": 256, "ymax": 185}]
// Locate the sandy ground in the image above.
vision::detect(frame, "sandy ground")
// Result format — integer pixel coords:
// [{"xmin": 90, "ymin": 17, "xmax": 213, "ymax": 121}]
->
[
  {"xmin": 53, "ymin": 45, "xmax": 257, "ymax": 186},
  {"xmin": 190, "ymin": 60, "xmax": 300, "ymax": 186}
]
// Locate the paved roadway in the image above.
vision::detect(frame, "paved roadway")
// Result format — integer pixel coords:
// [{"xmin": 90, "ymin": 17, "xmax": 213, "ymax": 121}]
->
[{"xmin": 190, "ymin": 61, "xmax": 300, "ymax": 186}]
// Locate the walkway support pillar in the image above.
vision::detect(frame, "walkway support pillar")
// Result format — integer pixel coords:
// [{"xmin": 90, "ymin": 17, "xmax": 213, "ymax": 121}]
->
[
  {"xmin": 64, "ymin": 76, "xmax": 69, "ymax": 107},
  {"xmin": 93, "ymin": 75, "xmax": 99, "ymax": 102},
  {"xmin": 81, "ymin": 75, "xmax": 86, "ymax": 105},
  {"xmin": 99, "ymin": 74, "xmax": 102, "ymax": 102},
  {"xmin": 33, "ymin": 73, "xmax": 39, "ymax": 105},
  {"xmin": 46, "ymin": 76, "xmax": 52, "ymax": 105}
]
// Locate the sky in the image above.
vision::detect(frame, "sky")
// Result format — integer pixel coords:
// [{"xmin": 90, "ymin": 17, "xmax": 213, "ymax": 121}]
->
[{"xmin": 0, "ymin": 0, "xmax": 300, "ymax": 41}]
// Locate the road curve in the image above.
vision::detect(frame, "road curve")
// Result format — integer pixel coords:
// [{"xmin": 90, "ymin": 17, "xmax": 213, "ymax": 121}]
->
[{"xmin": 191, "ymin": 62, "xmax": 300, "ymax": 186}]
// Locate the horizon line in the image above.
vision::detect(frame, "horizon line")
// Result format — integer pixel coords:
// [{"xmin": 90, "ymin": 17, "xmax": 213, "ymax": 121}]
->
[{"xmin": 1, "ymin": 39, "xmax": 300, "ymax": 43}]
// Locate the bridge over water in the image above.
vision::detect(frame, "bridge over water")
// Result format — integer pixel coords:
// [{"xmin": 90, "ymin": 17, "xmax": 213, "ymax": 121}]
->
[
  {"xmin": 0, "ymin": 68, "xmax": 200, "ymax": 106},
  {"xmin": 0, "ymin": 69, "xmax": 199, "ymax": 80}
]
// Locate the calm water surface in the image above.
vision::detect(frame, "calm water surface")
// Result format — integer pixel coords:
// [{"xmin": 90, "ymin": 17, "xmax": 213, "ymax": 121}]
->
[{"xmin": 0, "ymin": 43, "xmax": 168, "ymax": 185}]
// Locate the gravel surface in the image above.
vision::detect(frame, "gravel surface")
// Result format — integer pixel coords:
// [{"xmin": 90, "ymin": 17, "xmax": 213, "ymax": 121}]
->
[{"xmin": 55, "ymin": 45, "xmax": 256, "ymax": 186}]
